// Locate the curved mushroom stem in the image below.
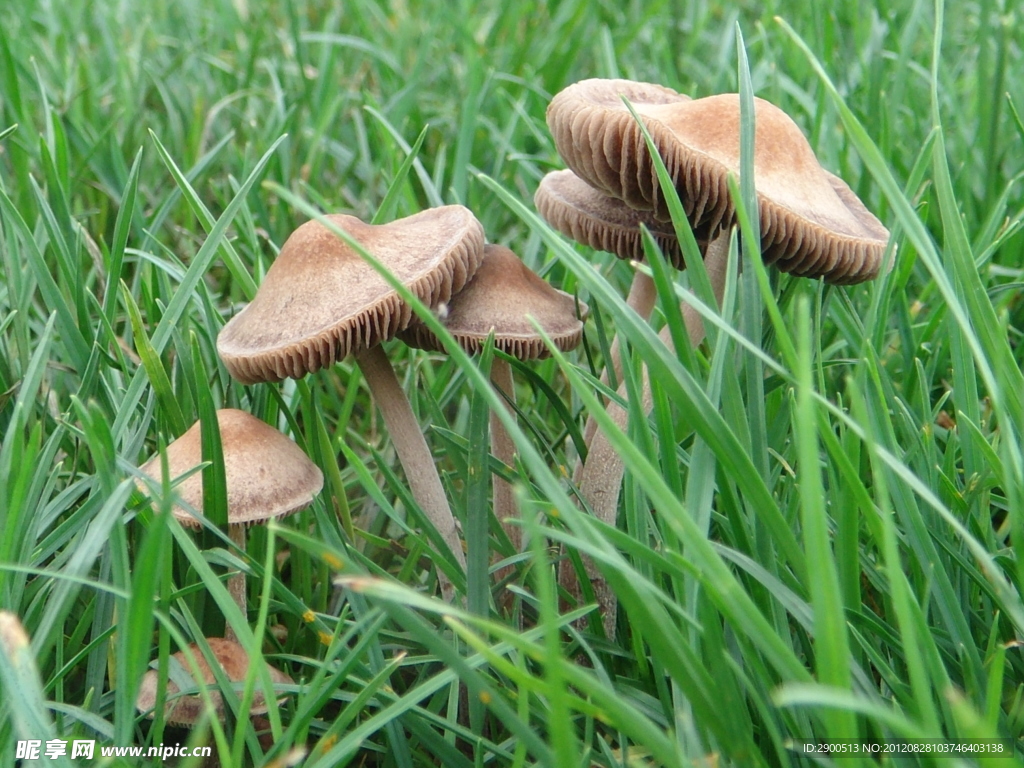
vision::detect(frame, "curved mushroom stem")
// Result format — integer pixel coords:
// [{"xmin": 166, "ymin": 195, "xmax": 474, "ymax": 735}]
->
[
  {"xmin": 356, "ymin": 344, "xmax": 465, "ymax": 603},
  {"xmin": 563, "ymin": 234, "xmax": 730, "ymax": 636},
  {"xmin": 489, "ymin": 357, "xmax": 520, "ymax": 574},
  {"xmin": 224, "ymin": 523, "xmax": 247, "ymax": 644}
]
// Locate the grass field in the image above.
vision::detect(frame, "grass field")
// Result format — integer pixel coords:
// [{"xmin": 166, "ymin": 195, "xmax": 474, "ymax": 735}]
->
[{"xmin": 1, "ymin": 0, "xmax": 1024, "ymax": 765}]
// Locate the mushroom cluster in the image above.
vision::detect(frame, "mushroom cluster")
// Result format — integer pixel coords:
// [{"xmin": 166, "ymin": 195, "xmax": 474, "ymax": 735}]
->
[
  {"xmin": 544, "ymin": 79, "xmax": 889, "ymax": 282},
  {"xmin": 134, "ymin": 198, "xmax": 587, "ymax": 735},
  {"xmin": 536, "ymin": 78, "xmax": 891, "ymax": 634},
  {"xmin": 213, "ymin": 207, "xmax": 585, "ymax": 606},
  {"xmin": 126, "ymin": 70, "xmax": 892, "ymax": 746},
  {"xmin": 217, "ymin": 206, "xmax": 485, "ymax": 602}
]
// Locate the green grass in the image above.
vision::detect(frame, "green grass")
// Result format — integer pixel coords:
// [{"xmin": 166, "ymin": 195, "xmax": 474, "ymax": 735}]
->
[{"xmin": 2, "ymin": 0, "xmax": 1024, "ymax": 765}]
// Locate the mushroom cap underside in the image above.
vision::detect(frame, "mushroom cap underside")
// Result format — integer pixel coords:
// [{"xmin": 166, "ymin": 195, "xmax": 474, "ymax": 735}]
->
[{"xmin": 534, "ymin": 168, "xmax": 689, "ymax": 266}]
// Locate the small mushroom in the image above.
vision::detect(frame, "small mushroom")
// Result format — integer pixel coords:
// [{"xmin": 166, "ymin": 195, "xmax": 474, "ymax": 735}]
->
[
  {"xmin": 138, "ymin": 408, "xmax": 323, "ymax": 640},
  {"xmin": 136, "ymin": 637, "xmax": 293, "ymax": 728},
  {"xmin": 400, "ymin": 244, "xmax": 587, "ymax": 576},
  {"xmin": 216, "ymin": 207, "xmax": 486, "ymax": 602}
]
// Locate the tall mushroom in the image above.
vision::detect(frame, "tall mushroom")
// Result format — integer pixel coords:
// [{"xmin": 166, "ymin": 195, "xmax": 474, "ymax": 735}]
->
[
  {"xmin": 399, "ymin": 244, "xmax": 587, "ymax": 583},
  {"xmin": 217, "ymin": 207, "xmax": 485, "ymax": 602},
  {"xmin": 138, "ymin": 408, "xmax": 324, "ymax": 641},
  {"xmin": 544, "ymin": 79, "xmax": 890, "ymax": 633}
]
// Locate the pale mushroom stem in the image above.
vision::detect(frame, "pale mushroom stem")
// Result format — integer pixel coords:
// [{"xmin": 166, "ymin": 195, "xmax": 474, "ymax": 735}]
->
[
  {"xmin": 489, "ymin": 357, "xmax": 520, "ymax": 562},
  {"xmin": 564, "ymin": 233, "xmax": 730, "ymax": 635},
  {"xmin": 224, "ymin": 524, "xmax": 247, "ymax": 644},
  {"xmin": 356, "ymin": 344, "xmax": 465, "ymax": 603},
  {"xmin": 581, "ymin": 270, "xmax": 659, "ymax": 450}
]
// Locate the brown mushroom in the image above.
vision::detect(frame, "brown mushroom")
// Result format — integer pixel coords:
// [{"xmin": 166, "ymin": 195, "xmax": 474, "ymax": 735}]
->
[
  {"xmin": 216, "ymin": 207, "xmax": 486, "ymax": 602},
  {"xmin": 138, "ymin": 409, "xmax": 323, "ymax": 640},
  {"xmin": 547, "ymin": 81, "xmax": 888, "ymax": 282},
  {"xmin": 400, "ymin": 244, "xmax": 587, "ymax": 573},
  {"xmin": 545, "ymin": 79, "xmax": 891, "ymax": 635},
  {"xmin": 400, "ymin": 244, "xmax": 586, "ymax": 358},
  {"xmin": 136, "ymin": 637, "xmax": 293, "ymax": 728}
]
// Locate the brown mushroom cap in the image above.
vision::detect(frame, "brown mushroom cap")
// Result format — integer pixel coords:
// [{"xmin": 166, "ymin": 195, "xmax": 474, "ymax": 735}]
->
[
  {"xmin": 135, "ymin": 638, "xmax": 293, "ymax": 727},
  {"xmin": 399, "ymin": 244, "xmax": 587, "ymax": 360},
  {"xmin": 534, "ymin": 169, "xmax": 687, "ymax": 267},
  {"xmin": 217, "ymin": 206, "xmax": 485, "ymax": 384},
  {"xmin": 137, "ymin": 409, "xmax": 323, "ymax": 528},
  {"xmin": 547, "ymin": 81, "xmax": 889, "ymax": 283}
]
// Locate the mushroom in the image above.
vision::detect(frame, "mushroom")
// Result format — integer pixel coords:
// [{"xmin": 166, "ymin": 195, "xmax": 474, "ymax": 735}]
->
[
  {"xmin": 544, "ymin": 79, "xmax": 891, "ymax": 633},
  {"xmin": 136, "ymin": 637, "xmax": 293, "ymax": 728},
  {"xmin": 138, "ymin": 408, "xmax": 323, "ymax": 641},
  {"xmin": 216, "ymin": 207, "xmax": 486, "ymax": 602},
  {"xmin": 546, "ymin": 81, "xmax": 889, "ymax": 282},
  {"xmin": 399, "ymin": 244, "xmax": 587, "ymax": 582}
]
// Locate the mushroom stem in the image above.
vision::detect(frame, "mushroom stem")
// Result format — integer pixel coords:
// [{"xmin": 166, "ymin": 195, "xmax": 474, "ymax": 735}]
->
[
  {"xmin": 356, "ymin": 344, "xmax": 465, "ymax": 602},
  {"xmin": 564, "ymin": 233, "xmax": 730, "ymax": 635},
  {"xmin": 224, "ymin": 524, "xmax": 247, "ymax": 644},
  {"xmin": 489, "ymin": 357, "xmax": 520, "ymax": 562},
  {"xmin": 582, "ymin": 270, "xmax": 659, "ymax": 450}
]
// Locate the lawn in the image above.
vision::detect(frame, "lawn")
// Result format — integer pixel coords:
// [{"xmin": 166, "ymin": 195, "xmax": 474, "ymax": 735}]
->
[{"xmin": 1, "ymin": 0, "xmax": 1023, "ymax": 766}]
